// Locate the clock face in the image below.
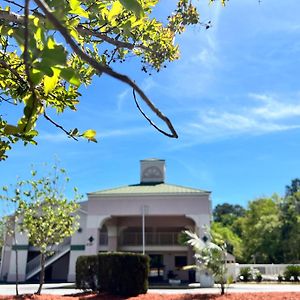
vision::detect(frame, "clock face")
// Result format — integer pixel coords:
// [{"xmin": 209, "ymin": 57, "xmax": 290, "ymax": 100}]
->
[{"xmin": 143, "ymin": 166, "xmax": 162, "ymax": 179}]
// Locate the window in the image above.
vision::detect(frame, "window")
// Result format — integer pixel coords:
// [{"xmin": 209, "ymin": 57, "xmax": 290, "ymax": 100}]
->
[{"xmin": 175, "ymin": 256, "xmax": 187, "ymax": 268}]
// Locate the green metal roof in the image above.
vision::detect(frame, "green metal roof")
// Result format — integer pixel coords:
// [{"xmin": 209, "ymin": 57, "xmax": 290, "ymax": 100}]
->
[{"xmin": 89, "ymin": 183, "xmax": 210, "ymax": 196}]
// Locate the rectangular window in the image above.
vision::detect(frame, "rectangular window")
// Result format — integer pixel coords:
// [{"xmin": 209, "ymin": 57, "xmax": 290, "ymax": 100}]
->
[{"xmin": 175, "ymin": 256, "xmax": 187, "ymax": 268}]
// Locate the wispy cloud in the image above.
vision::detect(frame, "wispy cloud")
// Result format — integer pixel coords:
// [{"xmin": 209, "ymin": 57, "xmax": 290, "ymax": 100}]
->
[
  {"xmin": 250, "ymin": 93, "xmax": 300, "ymax": 120},
  {"xmin": 100, "ymin": 127, "xmax": 151, "ymax": 138},
  {"xmin": 180, "ymin": 93, "xmax": 300, "ymax": 145}
]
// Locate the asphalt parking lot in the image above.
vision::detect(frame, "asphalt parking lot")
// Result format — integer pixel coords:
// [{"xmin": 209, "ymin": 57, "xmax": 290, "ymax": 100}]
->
[{"xmin": 0, "ymin": 283, "xmax": 299, "ymax": 296}]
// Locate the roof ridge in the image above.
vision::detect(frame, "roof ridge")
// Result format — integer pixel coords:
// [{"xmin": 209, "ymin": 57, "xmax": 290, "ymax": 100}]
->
[{"xmin": 88, "ymin": 182, "xmax": 210, "ymax": 195}]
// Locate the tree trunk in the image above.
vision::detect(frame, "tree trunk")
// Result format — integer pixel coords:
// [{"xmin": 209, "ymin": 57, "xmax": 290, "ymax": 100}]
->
[
  {"xmin": 221, "ymin": 283, "xmax": 225, "ymax": 295},
  {"xmin": 36, "ymin": 253, "xmax": 46, "ymax": 295}
]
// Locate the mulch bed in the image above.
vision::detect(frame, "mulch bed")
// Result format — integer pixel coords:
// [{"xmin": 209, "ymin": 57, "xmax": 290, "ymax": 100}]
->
[{"xmin": 0, "ymin": 292, "xmax": 299, "ymax": 300}]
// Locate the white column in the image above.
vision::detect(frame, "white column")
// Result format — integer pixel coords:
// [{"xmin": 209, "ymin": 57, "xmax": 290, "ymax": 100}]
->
[
  {"xmin": 84, "ymin": 215, "xmax": 110, "ymax": 255},
  {"xmin": 7, "ymin": 231, "xmax": 28, "ymax": 282},
  {"xmin": 67, "ymin": 250, "xmax": 85, "ymax": 282}
]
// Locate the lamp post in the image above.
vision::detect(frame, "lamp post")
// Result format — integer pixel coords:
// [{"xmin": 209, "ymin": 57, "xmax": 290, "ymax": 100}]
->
[{"xmin": 142, "ymin": 205, "xmax": 149, "ymax": 255}]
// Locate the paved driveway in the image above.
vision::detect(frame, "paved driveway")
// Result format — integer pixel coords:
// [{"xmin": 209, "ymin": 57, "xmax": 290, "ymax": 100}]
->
[{"xmin": 0, "ymin": 283, "xmax": 299, "ymax": 296}]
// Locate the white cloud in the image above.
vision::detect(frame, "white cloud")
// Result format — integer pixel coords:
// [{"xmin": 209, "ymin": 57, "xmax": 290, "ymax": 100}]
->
[
  {"xmin": 180, "ymin": 93, "xmax": 300, "ymax": 145},
  {"xmin": 250, "ymin": 93, "xmax": 300, "ymax": 120}
]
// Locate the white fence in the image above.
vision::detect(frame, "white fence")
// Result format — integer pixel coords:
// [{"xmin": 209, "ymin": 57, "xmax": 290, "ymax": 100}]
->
[{"xmin": 227, "ymin": 263, "xmax": 300, "ymax": 280}]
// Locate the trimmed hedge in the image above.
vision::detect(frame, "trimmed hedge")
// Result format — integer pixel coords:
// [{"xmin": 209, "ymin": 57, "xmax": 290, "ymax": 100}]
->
[
  {"xmin": 76, "ymin": 255, "xmax": 98, "ymax": 291},
  {"xmin": 98, "ymin": 252, "xmax": 149, "ymax": 296},
  {"xmin": 76, "ymin": 252, "xmax": 149, "ymax": 296}
]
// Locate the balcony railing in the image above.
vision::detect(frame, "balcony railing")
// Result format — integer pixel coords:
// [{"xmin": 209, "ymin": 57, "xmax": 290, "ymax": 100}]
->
[{"xmin": 119, "ymin": 232, "xmax": 181, "ymax": 246}]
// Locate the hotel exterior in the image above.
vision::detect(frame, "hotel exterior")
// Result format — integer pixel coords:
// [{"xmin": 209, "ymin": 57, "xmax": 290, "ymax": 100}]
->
[{"xmin": 0, "ymin": 159, "xmax": 212, "ymax": 283}]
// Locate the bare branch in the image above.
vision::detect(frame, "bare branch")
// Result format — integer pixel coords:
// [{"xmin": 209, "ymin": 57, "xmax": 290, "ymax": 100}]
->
[
  {"xmin": 132, "ymin": 89, "xmax": 176, "ymax": 138},
  {"xmin": 0, "ymin": 9, "xmax": 24, "ymax": 24},
  {"xmin": 3, "ymin": 0, "xmax": 24, "ymax": 10},
  {"xmin": 32, "ymin": 0, "xmax": 178, "ymax": 138},
  {"xmin": 43, "ymin": 112, "xmax": 78, "ymax": 141}
]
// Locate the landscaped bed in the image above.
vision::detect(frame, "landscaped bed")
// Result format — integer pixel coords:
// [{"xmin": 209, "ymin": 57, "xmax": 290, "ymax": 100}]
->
[{"xmin": 0, "ymin": 293, "xmax": 300, "ymax": 300}]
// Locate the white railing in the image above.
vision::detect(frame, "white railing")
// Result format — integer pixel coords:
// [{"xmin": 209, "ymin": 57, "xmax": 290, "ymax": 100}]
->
[
  {"xmin": 237, "ymin": 264, "xmax": 300, "ymax": 276},
  {"xmin": 26, "ymin": 238, "xmax": 71, "ymax": 276},
  {"xmin": 119, "ymin": 232, "xmax": 181, "ymax": 246}
]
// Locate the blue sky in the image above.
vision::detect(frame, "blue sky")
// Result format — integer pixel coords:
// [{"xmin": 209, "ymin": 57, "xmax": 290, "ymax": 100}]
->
[{"xmin": 2, "ymin": 0, "xmax": 300, "ymax": 209}]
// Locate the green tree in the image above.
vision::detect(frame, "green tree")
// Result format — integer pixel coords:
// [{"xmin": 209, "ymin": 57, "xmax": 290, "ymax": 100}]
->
[
  {"xmin": 0, "ymin": 0, "xmax": 225, "ymax": 159},
  {"xmin": 240, "ymin": 196, "xmax": 281, "ymax": 263},
  {"xmin": 285, "ymin": 178, "xmax": 300, "ymax": 197},
  {"xmin": 278, "ymin": 192, "xmax": 300, "ymax": 263},
  {"xmin": 213, "ymin": 203, "xmax": 246, "ymax": 227},
  {"xmin": 1, "ymin": 165, "xmax": 79, "ymax": 294},
  {"xmin": 0, "ymin": 182, "xmax": 29, "ymax": 296},
  {"xmin": 211, "ymin": 222, "xmax": 243, "ymax": 262}
]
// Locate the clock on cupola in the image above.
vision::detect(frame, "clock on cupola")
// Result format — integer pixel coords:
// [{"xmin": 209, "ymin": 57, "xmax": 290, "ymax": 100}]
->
[{"xmin": 140, "ymin": 159, "xmax": 166, "ymax": 184}]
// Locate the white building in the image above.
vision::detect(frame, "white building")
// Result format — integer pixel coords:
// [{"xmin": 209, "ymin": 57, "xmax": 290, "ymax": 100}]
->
[{"xmin": 0, "ymin": 159, "xmax": 212, "ymax": 283}]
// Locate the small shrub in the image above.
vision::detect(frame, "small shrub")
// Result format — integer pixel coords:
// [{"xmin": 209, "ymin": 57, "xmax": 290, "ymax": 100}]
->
[
  {"xmin": 278, "ymin": 274, "xmax": 283, "ymax": 282},
  {"xmin": 226, "ymin": 275, "xmax": 234, "ymax": 284},
  {"xmin": 284, "ymin": 265, "xmax": 300, "ymax": 282},
  {"xmin": 98, "ymin": 252, "xmax": 149, "ymax": 296},
  {"xmin": 76, "ymin": 255, "xmax": 98, "ymax": 291},
  {"xmin": 239, "ymin": 267, "xmax": 252, "ymax": 282},
  {"xmin": 255, "ymin": 272, "xmax": 262, "ymax": 282}
]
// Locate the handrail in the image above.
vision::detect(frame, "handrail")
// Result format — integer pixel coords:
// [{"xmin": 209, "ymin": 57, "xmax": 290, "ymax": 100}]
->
[{"xmin": 26, "ymin": 238, "xmax": 71, "ymax": 275}]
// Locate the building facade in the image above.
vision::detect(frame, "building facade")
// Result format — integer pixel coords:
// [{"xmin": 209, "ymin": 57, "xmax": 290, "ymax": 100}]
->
[{"xmin": 0, "ymin": 159, "xmax": 212, "ymax": 283}]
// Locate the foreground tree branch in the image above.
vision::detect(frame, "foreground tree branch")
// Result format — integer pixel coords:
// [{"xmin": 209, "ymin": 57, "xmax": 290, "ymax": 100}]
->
[
  {"xmin": 0, "ymin": 0, "xmax": 222, "ymax": 159},
  {"xmin": 0, "ymin": 10, "xmax": 151, "ymax": 52},
  {"xmin": 33, "ymin": 0, "xmax": 178, "ymax": 138}
]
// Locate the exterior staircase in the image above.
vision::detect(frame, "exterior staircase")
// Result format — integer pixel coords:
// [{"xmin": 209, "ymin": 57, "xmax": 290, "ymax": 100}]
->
[{"xmin": 26, "ymin": 238, "xmax": 71, "ymax": 280}]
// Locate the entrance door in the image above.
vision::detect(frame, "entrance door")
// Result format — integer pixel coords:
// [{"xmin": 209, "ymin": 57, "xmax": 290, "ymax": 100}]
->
[{"xmin": 149, "ymin": 254, "xmax": 164, "ymax": 282}]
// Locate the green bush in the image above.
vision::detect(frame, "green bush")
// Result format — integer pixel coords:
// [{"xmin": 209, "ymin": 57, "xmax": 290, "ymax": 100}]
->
[
  {"xmin": 239, "ymin": 267, "xmax": 252, "ymax": 282},
  {"xmin": 98, "ymin": 252, "xmax": 149, "ymax": 296},
  {"xmin": 76, "ymin": 255, "xmax": 98, "ymax": 291},
  {"xmin": 255, "ymin": 272, "xmax": 262, "ymax": 282},
  {"xmin": 284, "ymin": 265, "xmax": 300, "ymax": 282}
]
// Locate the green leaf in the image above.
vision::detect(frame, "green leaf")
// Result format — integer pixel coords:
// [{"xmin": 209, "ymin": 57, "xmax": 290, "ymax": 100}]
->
[
  {"xmin": 30, "ymin": 69, "xmax": 44, "ymax": 85},
  {"xmin": 41, "ymin": 44, "xmax": 67, "ymax": 66},
  {"xmin": 60, "ymin": 68, "xmax": 81, "ymax": 87},
  {"xmin": 82, "ymin": 129, "xmax": 97, "ymax": 142},
  {"xmin": 119, "ymin": 0, "xmax": 144, "ymax": 18},
  {"xmin": 69, "ymin": 0, "xmax": 88, "ymax": 18},
  {"xmin": 3, "ymin": 125, "xmax": 19, "ymax": 135},
  {"xmin": 44, "ymin": 68, "xmax": 61, "ymax": 95},
  {"xmin": 108, "ymin": 1, "xmax": 123, "ymax": 21}
]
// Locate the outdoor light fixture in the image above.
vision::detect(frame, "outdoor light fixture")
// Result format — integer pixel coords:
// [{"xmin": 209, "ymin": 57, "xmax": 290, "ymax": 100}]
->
[
  {"xmin": 88, "ymin": 236, "xmax": 94, "ymax": 243},
  {"xmin": 202, "ymin": 235, "xmax": 208, "ymax": 243}
]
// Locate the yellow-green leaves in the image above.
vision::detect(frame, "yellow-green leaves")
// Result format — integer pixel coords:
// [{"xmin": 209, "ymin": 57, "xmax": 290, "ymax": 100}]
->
[
  {"xmin": 82, "ymin": 129, "xmax": 97, "ymax": 142},
  {"xmin": 44, "ymin": 68, "xmax": 61, "ymax": 95},
  {"xmin": 108, "ymin": 1, "xmax": 123, "ymax": 21},
  {"xmin": 119, "ymin": 0, "xmax": 144, "ymax": 18},
  {"xmin": 69, "ymin": 0, "xmax": 88, "ymax": 18}
]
